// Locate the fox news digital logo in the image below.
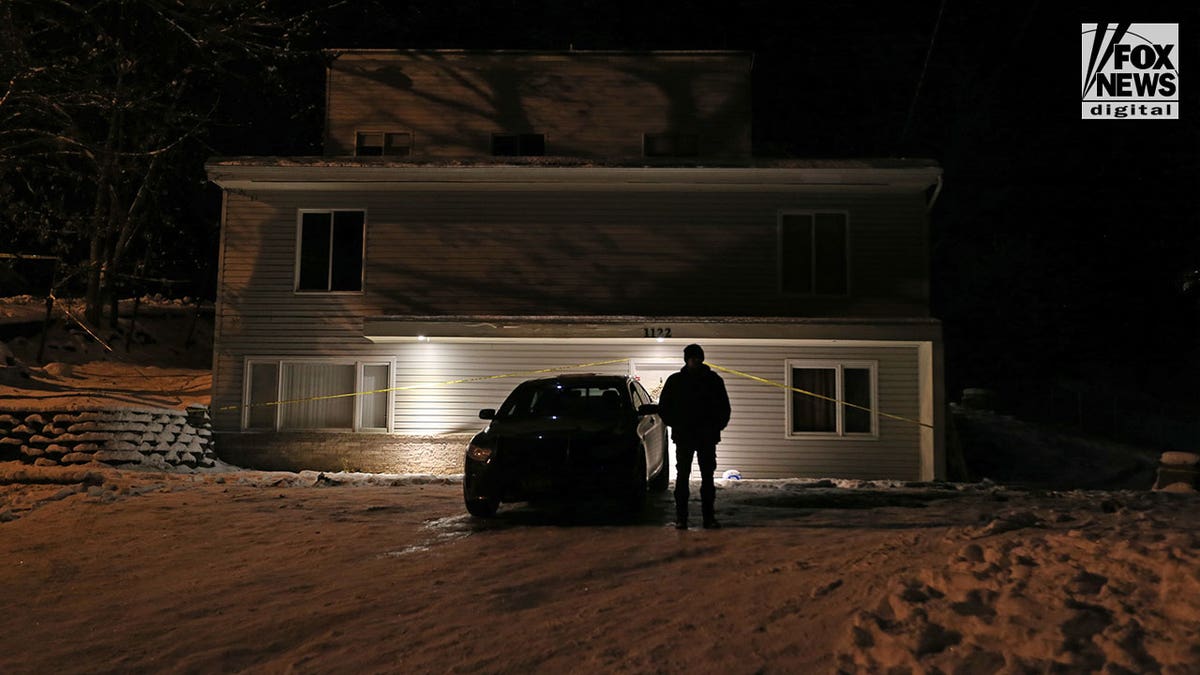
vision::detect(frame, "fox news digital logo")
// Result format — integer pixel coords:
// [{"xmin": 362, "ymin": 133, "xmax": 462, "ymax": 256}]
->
[{"xmin": 1082, "ymin": 23, "xmax": 1179, "ymax": 119}]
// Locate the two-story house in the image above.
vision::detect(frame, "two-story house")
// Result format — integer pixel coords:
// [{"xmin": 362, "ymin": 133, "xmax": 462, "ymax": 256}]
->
[{"xmin": 205, "ymin": 50, "xmax": 945, "ymax": 480}]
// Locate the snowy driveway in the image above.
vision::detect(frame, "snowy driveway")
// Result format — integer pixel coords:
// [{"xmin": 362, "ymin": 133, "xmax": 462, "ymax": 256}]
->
[{"xmin": 2, "ymin": 466, "xmax": 1198, "ymax": 673}]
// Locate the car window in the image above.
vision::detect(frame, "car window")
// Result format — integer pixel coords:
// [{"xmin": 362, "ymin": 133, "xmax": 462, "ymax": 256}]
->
[
  {"xmin": 632, "ymin": 381, "xmax": 654, "ymax": 405},
  {"xmin": 497, "ymin": 382, "xmax": 629, "ymax": 419},
  {"xmin": 630, "ymin": 382, "xmax": 648, "ymax": 408}
]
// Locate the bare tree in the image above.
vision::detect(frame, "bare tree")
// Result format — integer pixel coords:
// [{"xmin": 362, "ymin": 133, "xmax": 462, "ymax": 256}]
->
[{"xmin": 0, "ymin": 0, "xmax": 309, "ymax": 324}]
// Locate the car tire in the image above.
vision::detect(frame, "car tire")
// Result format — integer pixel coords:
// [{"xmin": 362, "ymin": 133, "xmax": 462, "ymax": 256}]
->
[
  {"xmin": 464, "ymin": 481, "xmax": 499, "ymax": 517},
  {"xmin": 465, "ymin": 495, "xmax": 499, "ymax": 518},
  {"xmin": 648, "ymin": 436, "xmax": 669, "ymax": 493},
  {"xmin": 626, "ymin": 452, "xmax": 648, "ymax": 514}
]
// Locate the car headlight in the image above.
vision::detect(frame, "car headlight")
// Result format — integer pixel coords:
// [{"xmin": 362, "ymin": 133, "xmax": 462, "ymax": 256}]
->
[{"xmin": 466, "ymin": 443, "xmax": 494, "ymax": 463}]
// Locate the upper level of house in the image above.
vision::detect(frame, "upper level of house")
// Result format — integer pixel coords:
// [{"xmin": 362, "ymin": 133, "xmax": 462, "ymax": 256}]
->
[
  {"xmin": 206, "ymin": 50, "xmax": 941, "ymax": 329},
  {"xmin": 324, "ymin": 50, "xmax": 752, "ymax": 160},
  {"xmin": 206, "ymin": 160, "xmax": 941, "ymax": 322}
]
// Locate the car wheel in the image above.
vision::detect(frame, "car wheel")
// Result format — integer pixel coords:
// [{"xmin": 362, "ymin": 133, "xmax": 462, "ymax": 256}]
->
[
  {"xmin": 465, "ymin": 495, "xmax": 499, "ymax": 518},
  {"xmin": 626, "ymin": 452, "xmax": 648, "ymax": 514},
  {"xmin": 648, "ymin": 437, "xmax": 669, "ymax": 493},
  {"xmin": 464, "ymin": 482, "xmax": 499, "ymax": 517}
]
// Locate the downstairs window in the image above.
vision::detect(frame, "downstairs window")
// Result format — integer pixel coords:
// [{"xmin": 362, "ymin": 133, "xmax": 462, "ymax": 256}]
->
[
  {"xmin": 243, "ymin": 360, "xmax": 392, "ymax": 432},
  {"xmin": 786, "ymin": 360, "xmax": 877, "ymax": 437}
]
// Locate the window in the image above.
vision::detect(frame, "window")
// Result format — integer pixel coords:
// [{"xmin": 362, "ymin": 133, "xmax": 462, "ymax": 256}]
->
[
  {"xmin": 779, "ymin": 212, "xmax": 849, "ymax": 295},
  {"xmin": 246, "ymin": 362, "xmax": 279, "ymax": 430},
  {"xmin": 243, "ymin": 360, "xmax": 393, "ymax": 432},
  {"xmin": 360, "ymin": 364, "xmax": 390, "ymax": 430},
  {"xmin": 643, "ymin": 133, "xmax": 699, "ymax": 157},
  {"xmin": 630, "ymin": 381, "xmax": 651, "ymax": 409},
  {"xmin": 280, "ymin": 362, "xmax": 356, "ymax": 430},
  {"xmin": 497, "ymin": 382, "xmax": 627, "ymax": 419},
  {"xmin": 296, "ymin": 210, "xmax": 365, "ymax": 292},
  {"xmin": 355, "ymin": 131, "xmax": 412, "ymax": 156},
  {"xmin": 786, "ymin": 360, "xmax": 876, "ymax": 437},
  {"xmin": 491, "ymin": 133, "xmax": 545, "ymax": 156}
]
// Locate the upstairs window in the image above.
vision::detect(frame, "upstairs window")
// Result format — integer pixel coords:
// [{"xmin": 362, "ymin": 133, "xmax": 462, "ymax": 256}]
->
[
  {"xmin": 643, "ymin": 133, "xmax": 699, "ymax": 157},
  {"xmin": 355, "ymin": 131, "xmax": 412, "ymax": 156},
  {"xmin": 296, "ymin": 210, "xmax": 365, "ymax": 292},
  {"xmin": 779, "ymin": 212, "xmax": 849, "ymax": 295},
  {"xmin": 491, "ymin": 133, "xmax": 546, "ymax": 156},
  {"xmin": 786, "ymin": 360, "xmax": 876, "ymax": 437}
]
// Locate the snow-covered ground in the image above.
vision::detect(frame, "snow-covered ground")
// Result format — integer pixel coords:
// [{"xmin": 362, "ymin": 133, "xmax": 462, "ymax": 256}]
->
[
  {"xmin": 1, "ymin": 462, "xmax": 1198, "ymax": 673},
  {"xmin": 0, "ymin": 295, "xmax": 211, "ymax": 410},
  {"xmin": 3, "ymin": 297, "xmax": 1199, "ymax": 671}
]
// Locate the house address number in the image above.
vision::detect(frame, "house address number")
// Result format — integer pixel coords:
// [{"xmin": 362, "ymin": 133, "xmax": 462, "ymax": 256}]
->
[{"xmin": 642, "ymin": 327, "xmax": 672, "ymax": 338}]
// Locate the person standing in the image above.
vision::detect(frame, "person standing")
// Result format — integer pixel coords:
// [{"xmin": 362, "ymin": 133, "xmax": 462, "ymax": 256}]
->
[{"xmin": 658, "ymin": 343, "xmax": 731, "ymax": 529}]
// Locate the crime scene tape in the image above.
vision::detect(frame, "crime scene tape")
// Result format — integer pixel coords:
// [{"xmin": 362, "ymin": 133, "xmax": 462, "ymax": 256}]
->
[
  {"xmin": 218, "ymin": 355, "xmax": 931, "ymax": 431},
  {"xmin": 53, "ymin": 293, "xmax": 116, "ymax": 354},
  {"xmin": 217, "ymin": 358, "xmax": 634, "ymax": 413},
  {"xmin": 50, "ymin": 294, "xmax": 196, "ymax": 406},
  {"xmin": 705, "ymin": 362, "xmax": 934, "ymax": 430}
]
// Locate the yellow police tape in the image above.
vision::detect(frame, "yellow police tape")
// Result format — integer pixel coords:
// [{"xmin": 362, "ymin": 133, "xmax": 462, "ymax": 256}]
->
[
  {"xmin": 218, "ymin": 356, "xmax": 932, "ymax": 430},
  {"xmin": 216, "ymin": 358, "xmax": 634, "ymax": 413},
  {"xmin": 53, "ymin": 293, "xmax": 116, "ymax": 354},
  {"xmin": 704, "ymin": 362, "xmax": 933, "ymax": 430}
]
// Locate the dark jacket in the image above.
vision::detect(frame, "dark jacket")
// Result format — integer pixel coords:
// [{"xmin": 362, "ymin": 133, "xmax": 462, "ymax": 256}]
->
[{"xmin": 658, "ymin": 363, "xmax": 731, "ymax": 446}]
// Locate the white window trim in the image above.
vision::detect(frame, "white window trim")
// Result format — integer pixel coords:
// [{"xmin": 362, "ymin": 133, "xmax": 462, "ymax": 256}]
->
[
  {"xmin": 294, "ymin": 208, "xmax": 367, "ymax": 295},
  {"xmin": 241, "ymin": 357, "xmax": 395, "ymax": 433},
  {"xmin": 784, "ymin": 359, "xmax": 878, "ymax": 439},
  {"xmin": 776, "ymin": 209, "xmax": 852, "ymax": 297}
]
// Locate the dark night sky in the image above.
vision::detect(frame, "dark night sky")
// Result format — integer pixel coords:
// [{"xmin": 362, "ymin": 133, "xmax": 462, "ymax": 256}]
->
[{"xmin": 214, "ymin": 1, "xmax": 1199, "ymax": 423}]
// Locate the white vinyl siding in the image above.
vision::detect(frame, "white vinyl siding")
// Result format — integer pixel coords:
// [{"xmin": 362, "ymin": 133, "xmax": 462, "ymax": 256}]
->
[
  {"xmin": 211, "ymin": 185, "xmax": 937, "ymax": 478},
  {"xmin": 222, "ymin": 341, "xmax": 924, "ymax": 479},
  {"xmin": 219, "ymin": 190, "xmax": 926, "ymax": 319}
]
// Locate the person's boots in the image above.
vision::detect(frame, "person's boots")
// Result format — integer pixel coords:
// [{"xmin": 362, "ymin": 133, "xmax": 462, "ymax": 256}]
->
[
  {"xmin": 675, "ymin": 503, "xmax": 688, "ymax": 530},
  {"xmin": 701, "ymin": 486, "xmax": 719, "ymax": 529}
]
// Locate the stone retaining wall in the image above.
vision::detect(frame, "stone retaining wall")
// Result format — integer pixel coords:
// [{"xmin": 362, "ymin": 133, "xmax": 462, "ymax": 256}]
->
[
  {"xmin": 0, "ymin": 406, "xmax": 217, "ymax": 470},
  {"xmin": 1153, "ymin": 451, "xmax": 1199, "ymax": 492}
]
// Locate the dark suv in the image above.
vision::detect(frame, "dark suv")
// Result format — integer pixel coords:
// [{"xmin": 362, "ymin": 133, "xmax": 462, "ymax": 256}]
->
[{"xmin": 463, "ymin": 374, "xmax": 670, "ymax": 517}]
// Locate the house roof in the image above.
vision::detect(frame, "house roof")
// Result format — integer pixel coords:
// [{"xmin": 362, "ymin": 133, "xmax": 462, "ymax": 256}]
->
[{"xmin": 205, "ymin": 157, "xmax": 943, "ymax": 192}]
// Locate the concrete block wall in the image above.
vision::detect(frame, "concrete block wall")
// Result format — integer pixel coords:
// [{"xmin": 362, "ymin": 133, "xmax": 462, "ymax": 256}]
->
[
  {"xmin": 214, "ymin": 432, "xmax": 471, "ymax": 475},
  {"xmin": 0, "ymin": 406, "xmax": 217, "ymax": 470}
]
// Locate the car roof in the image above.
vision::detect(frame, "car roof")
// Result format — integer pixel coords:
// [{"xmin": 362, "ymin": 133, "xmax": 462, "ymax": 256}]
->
[{"xmin": 522, "ymin": 373, "xmax": 629, "ymax": 386}]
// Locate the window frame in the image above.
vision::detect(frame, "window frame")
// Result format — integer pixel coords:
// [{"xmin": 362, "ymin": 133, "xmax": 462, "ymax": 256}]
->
[
  {"xmin": 777, "ymin": 209, "xmax": 851, "ymax": 297},
  {"xmin": 354, "ymin": 129, "xmax": 413, "ymax": 156},
  {"xmin": 241, "ymin": 357, "xmax": 395, "ymax": 433},
  {"xmin": 294, "ymin": 208, "xmax": 367, "ymax": 295},
  {"xmin": 630, "ymin": 380, "xmax": 652, "ymax": 409},
  {"xmin": 784, "ymin": 359, "xmax": 879, "ymax": 439}
]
